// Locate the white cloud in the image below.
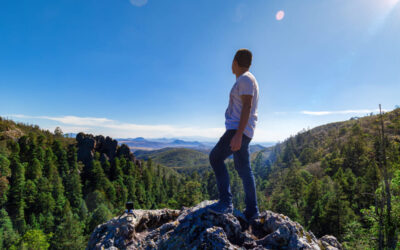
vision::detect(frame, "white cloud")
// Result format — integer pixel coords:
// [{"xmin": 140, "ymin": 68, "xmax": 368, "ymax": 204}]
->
[
  {"xmin": 129, "ymin": 0, "xmax": 148, "ymax": 7},
  {"xmin": 300, "ymin": 109, "xmax": 384, "ymax": 116},
  {"xmin": 4, "ymin": 114, "xmax": 224, "ymax": 139},
  {"xmin": 5, "ymin": 114, "xmax": 113, "ymax": 126},
  {"xmin": 4, "ymin": 109, "xmax": 391, "ymax": 142},
  {"xmin": 43, "ymin": 126, "xmax": 92, "ymax": 134},
  {"xmin": 45, "ymin": 116, "xmax": 113, "ymax": 126}
]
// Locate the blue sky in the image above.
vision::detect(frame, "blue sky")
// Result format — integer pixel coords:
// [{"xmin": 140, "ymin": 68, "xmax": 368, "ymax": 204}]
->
[{"xmin": 1, "ymin": 0, "xmax": 399, "ymax": 142}]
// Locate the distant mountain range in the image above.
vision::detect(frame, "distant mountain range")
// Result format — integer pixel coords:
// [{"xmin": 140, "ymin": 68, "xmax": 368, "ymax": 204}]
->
[
  {"xmin": 65, "ymin": 134, "xmax": 275, "ymax": 173},
  {"xmin": 116, "ymin": 137, "xmax": 276, "ymax": 152},
  {"xmin": 116, "ymin": 137, "xmax": 213, "ymax": 151}
]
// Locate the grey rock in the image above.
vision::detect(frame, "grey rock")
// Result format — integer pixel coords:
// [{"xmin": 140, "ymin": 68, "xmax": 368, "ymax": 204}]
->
[
  {"xmin": 320, "ymin": 235, "xmax": 343, "ymax": 250},
  {"xmin": 87, "ymin": 200, "xmax": 343, "ymax": 250}
]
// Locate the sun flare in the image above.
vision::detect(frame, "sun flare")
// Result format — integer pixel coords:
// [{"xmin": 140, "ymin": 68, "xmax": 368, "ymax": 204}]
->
[{"xmin": 276, "ymin": 10, "xmax": 285, "ymax": 21}]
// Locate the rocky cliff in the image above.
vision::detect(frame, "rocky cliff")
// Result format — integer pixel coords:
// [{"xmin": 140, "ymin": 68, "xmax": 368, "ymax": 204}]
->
[
  {"xmin": 76, "ymin": 132, "xmax": 141, "ymax": 167},
  {"xmin": 86, "ymin": 200, "xmax": 342, "ymax": 250}
]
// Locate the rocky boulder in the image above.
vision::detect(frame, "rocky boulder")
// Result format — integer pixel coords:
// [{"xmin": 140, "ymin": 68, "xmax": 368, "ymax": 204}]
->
[{"xmin": 87, "ymin": 200, "xmax": 342, "ymax": 250}]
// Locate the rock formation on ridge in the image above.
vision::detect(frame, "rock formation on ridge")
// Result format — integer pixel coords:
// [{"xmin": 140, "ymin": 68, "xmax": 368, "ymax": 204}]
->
[
  {"xmin": 76, "ymin": 132, "xmax": 141, "ymax": 167},
  {"xmin": 87, "ymin": 200, "xmax": 342, "ymax": 250}
]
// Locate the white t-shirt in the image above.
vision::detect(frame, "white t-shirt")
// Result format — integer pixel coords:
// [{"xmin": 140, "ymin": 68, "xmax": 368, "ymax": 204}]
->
[{"xmin": 225, "ymin": 71, "xmax": 259, "ymax": 138}]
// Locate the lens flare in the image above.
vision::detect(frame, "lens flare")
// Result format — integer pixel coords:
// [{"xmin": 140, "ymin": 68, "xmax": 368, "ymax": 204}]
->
[{"xmin": 276, "ymin": 10, "xmax": 285, "ymax": 21}]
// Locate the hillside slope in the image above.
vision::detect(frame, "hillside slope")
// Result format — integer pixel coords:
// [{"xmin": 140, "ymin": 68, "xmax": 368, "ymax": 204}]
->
[
  {"xmin": 249, "ymin": 108, "xmax": 400, "ymax": 249},
  {"xmin": 134, "ymin": 144, "xmax": 268, "ymax": 173},
  {"xmin": 0, "ymin": 118, "xmax": 194, "ymax": 249},
  {"xmin": 1, "ymin": 109, "xmax": 399, "ymax": 249},
  {"xmin": 254, "ymin": 108, "xmax": 400, "ymax": 168},
  {"xmin": 134, "ymin": 147, "xmax": 211, "ymax": 173}
]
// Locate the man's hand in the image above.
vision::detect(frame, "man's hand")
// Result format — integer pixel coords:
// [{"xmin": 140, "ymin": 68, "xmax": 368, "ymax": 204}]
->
[
  {"xmin": 230, "ymin": 131, "xmax": 242, "ymax": 151},
  {"xmin": 230, "ymin": 94, "xmax": 252, "ymax": 152}
]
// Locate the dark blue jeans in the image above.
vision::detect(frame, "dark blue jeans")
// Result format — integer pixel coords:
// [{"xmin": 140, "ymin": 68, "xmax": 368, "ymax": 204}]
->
[{"xmin": 209, "ymin": 129, "xmax": 259, "ymax": 214}]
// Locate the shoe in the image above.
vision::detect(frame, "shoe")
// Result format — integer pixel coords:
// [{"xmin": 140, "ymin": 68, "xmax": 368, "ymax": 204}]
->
[
  {"xmin": 243, "ymin": 208, "xmax": 260, "ymax": 222},
  {"xmin": 207, "ymin": 201, "xmax": 233, "ymax": 214}
]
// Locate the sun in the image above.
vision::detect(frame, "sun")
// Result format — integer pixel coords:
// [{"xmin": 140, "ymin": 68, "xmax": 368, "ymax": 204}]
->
[{"xmin": 384, "ymin": 0, "xmax": 400, "ymax": 8}]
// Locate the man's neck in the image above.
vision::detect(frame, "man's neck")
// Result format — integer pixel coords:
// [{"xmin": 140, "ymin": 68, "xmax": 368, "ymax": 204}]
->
[{"xmin": 235, "ymin": 68, "xmax": 249, "ymax": 79}]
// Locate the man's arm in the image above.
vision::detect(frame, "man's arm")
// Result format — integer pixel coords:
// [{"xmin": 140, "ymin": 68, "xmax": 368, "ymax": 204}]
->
[{"xmin": 230, "ymin": 95, "xmax": 252, "ymax": 151}]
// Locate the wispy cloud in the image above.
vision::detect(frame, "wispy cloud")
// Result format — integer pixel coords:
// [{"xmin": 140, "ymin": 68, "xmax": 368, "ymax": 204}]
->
[
  {"xmin": 4, "ymin": 114, "xmax": 224, "ymax": 139},
  {"xmin": 300, "ymin": 109, "xmax": 385, "ymax": 116},
  {"xmin": 9, "ymin": 114, "xmax": 114, "ymax": 126}
]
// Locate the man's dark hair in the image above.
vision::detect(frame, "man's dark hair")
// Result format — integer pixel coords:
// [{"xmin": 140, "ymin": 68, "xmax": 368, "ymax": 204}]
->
[{"xmin": 234, "ymin": 48, "xmax": 252, "ymax": 68}]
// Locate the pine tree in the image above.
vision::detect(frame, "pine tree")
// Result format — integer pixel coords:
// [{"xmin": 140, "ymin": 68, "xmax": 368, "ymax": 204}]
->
[
  {"xmin": 85, "ymin": 190, "xmax": 108, "ymax": 212},
  {"xmin": 13, "ymin": 229, "xmax": 50, "ymax": 250},
  {"xmin": 26, "ymin": 158, "xmax": 43, "ymax": 180},
  {"xmin": 322, "ymin": 182, "xmax": 355, "ymax": 241},
  {"xmin": 135, "ymin": 180, "xmax": 147, "ymax": 209},
  {"xmin": 124, "ymin": 175, "xmax": 136, "ymax": 204},
  {"xmin": 89, "ymin": 160, "xmax": 108, "ymax": 192},
  {"xmin": 87, "ymin": 204, "xmax": 112, "ymax": 235},
  {"xmin": 24, "ymin": 180, "xmax": 38, "ymax": 217},
  {"xmin": 102, "ymin": 159, "xmax": 111, "ymax": 178},
  {"xmin": 308, "ymin": 200, "xmax": 324, "ymax": 236},
  {"xmin": 104, "ymin": 179, "xmax": 116, "ymax": 205},
  {"xmin": 286, "ymin": 162, "xmax": 306, "ymax": 209},
  {"xmin": 36, "ymin": 177, "xmax": 56, "ymax": 214},
  {"xmin": 7, "ymin": 157, "xmax": 26, "ymax": 234},
  {"xmin": 178, "ymin": 181, "xmax": 202, "ymax": 207},
  {"xmin": 52, "ymin": 140, "xmax": 69, "ymax": 179},
  {"xmin": 64, "ymin": 169, "xmax": 83, "ymax": 209},
  {"xmin": 271, "ymin": 187, "xmax": 300, "ymax": 222},
  {"xmin": 51, "ymin": 210, "xmax": 85, "ymax": 249},
  {"xmin": 67, "ymin": 144, "xmax": 78, "ymax": 172},
  {"xmin": 0, "ymin": 208, "xmax": 19, "ymax": 249},
  {"xmin": 0, "ymin": 154, "xmax": 11, "ymax": 207},
  {"xmin": 113, "ymin": 179, "xmax": 128, "ymax": 208},
  {"xmin": 38, "ymin": 212, "xmax": 55, "ymax": 235},
  {"xmin": 54, "ymin": 127, "xmax": 63, "ymax": 137},
  {"xmin": 111, "ymin": 158, "xmax": 123, "ymax": 181},
  {"xmin": 205, "ymin": 171, "xmax": 218, "ymax": 200},
  {"xmin": 305, "ymin": 177, "xmax": 321, "ymax": 227}
]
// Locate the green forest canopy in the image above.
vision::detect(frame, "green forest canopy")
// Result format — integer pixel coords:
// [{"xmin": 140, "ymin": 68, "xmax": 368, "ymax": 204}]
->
[{"xmin": 0, "ymin": 109, "xmax": 399, "ymax": 249}]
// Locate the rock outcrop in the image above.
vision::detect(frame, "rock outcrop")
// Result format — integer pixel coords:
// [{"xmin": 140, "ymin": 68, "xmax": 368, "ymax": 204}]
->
[
  {"xmin": 87, "ymin": 200, "xmax": 342, "ymax": 250},
  {"xmin": 0, "ymin": 127, "xmax": 24, "ymax": 141},
  {"xmin": 76, "ymin": 133, "xmax": 141, "ymax": 167}
]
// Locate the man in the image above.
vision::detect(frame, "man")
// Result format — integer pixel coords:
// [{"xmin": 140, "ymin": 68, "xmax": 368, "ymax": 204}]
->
[{"xmin": 208, "ymin": 48, "xmax": 260, "ymax": 222}]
